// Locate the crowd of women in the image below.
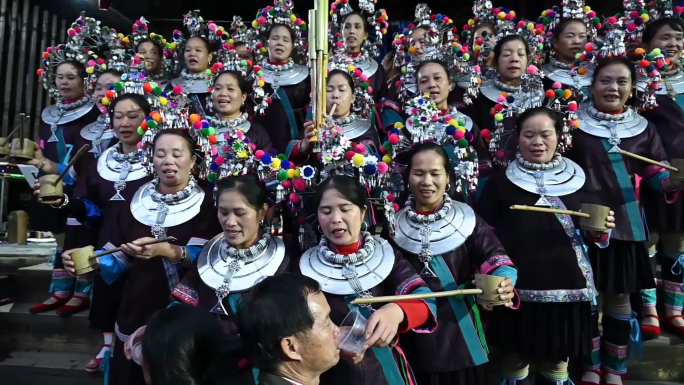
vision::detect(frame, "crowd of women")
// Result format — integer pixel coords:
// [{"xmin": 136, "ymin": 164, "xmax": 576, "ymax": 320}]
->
[{"xmin": 18, "ymin": 0, "xmax": 684, "ymax": 384}]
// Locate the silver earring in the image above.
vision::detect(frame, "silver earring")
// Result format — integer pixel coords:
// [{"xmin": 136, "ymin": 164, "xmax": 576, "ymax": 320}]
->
[
  {"xmin": 317, "ymin": 224, "xmax": 323, "ymax": 233},
  {"xmin": 446, "ymin": 183, "xmax": 451, "ymax": 191}
]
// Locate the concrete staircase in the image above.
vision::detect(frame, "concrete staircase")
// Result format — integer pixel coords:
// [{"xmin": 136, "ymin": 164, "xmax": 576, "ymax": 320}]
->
[
  {"xmin": 0, "ymin": 244, "xmax": 103, "ymax": 385},
  {"xmin": 0, "ymin": 244, "xmax": 682, "ymax": 385}
]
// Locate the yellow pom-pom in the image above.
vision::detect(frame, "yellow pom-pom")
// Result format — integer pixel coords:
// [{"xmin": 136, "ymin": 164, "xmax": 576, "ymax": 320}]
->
[
  {"xmin": 294, "ymin": 169, "xmax": 301, "ymax": 177},
  {"xmin": 468, "ymin": 19, "xmax": 475, "ymax": 26},
  {"xmin": 123, "ymin": 37, "xmax": 130, "ymax": 44},
  {"xmin": 238, "ymin": 150, "xmax": 248, "ymax": 158},
  {"xmin": 448, "ymin": 120, "xmax": 458, "ymax": 127},
  {"xmin": 542, "ymin": 10, "xmax": 547, "ymax": 16},
  {"xmin": 527, "ymin": 23, "xmax": 534, "ymax": 30},
  {"xmin": 252, "ymin": 20, "xmax": 259, "ymax": 28},
  {"xmin": 510, "ymin": 11, "xmax": 516, "ymax": 17},
  {"xmin": 258, "ymin": 80, "xmax": 265, "ymax": 87},
  {"xmin": 287, "ymin": 169, "xmax": 295, "ymax": 179},
  {"xmin": 382, "ymin": 155, "xmax": 392, "ymax": 164},
  {"xmin": 86, "ymin": 67, "xmax": 94, "ymax": 74},
  {"xmin": 347, "ymin": 65, "xmax": 355, "ymax": 72},
  {"xmin": 584, "ymin": 6, "xmax": 591, "ymax": 12},
  {"xmin": 102, "ymin": 97, "xmax": 110, "ymax": 106},
  {"xmin": 352, "ymin": 154, "xmax": 364, "ymax": 167},
  {"xmin": 170, "ymin": 42, "xmax": 177, "ymax": 49},
  {"xmin": 495, "ymin": 113, "xmax": 504, "ymax": 122},
  {"xmin": 290, "ymin": 14, "xmax": 296, "ymax": 22},
  {"xmin": 118, "ymin": 33, "xmax": 124, "ymax": 39},
  {"xmin": 394, "ymin": 122, "xmax": 404, "ymax": 129},
  {"xmin": 457, "ymin": 127, "xmax": 466, "ymax": 133},
  {"xmin": 261, "ymin": 47, "xmax": 267, "ymax": 53},
  {"xmin": 497, "ymin": 12, "xmax": 506, "ymax": 20},
  {"xmin": 150, "ymin": 33, "xmax": 156, "ymax": 38},
  {"xmin": 218, "ymin": 26, "xmax": 225, "ymax": 31},
  {"xmin": 272, "ymin": 158, "xmax": 282, "ymax": 168},
  {"xmin": 159, "ymin": 97, "xmax": 168, "ymax": 106},
  {"xmin": 641, "ymin": 14, "xmax": 649, "ymax": 22},
  {"xmin": 161, "ymin": 39, "xmax": 167, "ymax": 44}
]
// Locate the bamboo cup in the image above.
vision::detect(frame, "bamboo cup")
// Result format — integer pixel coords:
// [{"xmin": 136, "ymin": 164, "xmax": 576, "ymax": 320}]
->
[
  {"xmin": 70, "ymin": 237, "xmax": 177, "ymax": 275},
  {"xmin": 474, "ymin": 273, "xmax": 507, "ymax": 306},
  {"xmin": 670, "ymin": 159, "xmax": 684, "ymax": 182},
  {"xmin": 579, "ymin": 203, "xmax": 611, "ymax": 233},
  {"xmin": 10, "ymin": 113, "xmax": 33, "ymax": 160},
  {"xmin": 38, "ymin": 144, "xmax": 90, "ymax": 201}
]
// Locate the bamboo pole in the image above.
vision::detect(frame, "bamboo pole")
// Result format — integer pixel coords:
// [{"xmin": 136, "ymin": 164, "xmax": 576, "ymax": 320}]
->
[
  {"xmin": 25, "ymin": 5, "xmax": 39, "ymax": 137},
  {"xmin": 0, "ymin": 0, "xmax": 8, "ymax": 127},
  {"xmin": 15, "ymin": 0, "xmax": 28, "ymax": 129},
  {"xmin": 616, "ymin": 149, "xmax": 678, "ymax": 172},
  {"xmin": 351, "ymin": 289, "xmax": 484, "ymax": 304},
  {"xmin": 90, "ymin": 237, "xmax": 178, "ymax": 260},
  {"xmin": 54, "ymin": 144, "xmax": 90, "ymax": 185},
  {"xmin": 2, "ymin": 0, "xmax": 19, "ymax": 134},
  {"xmin": 510, "ymin": 205, "xmax": 591, "ymax": 218}
]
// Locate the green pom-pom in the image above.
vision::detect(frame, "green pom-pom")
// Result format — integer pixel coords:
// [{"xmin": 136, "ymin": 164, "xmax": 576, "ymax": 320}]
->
[
  {"xmin": 278, "ymin": 154, "xmax": 287, "ymax": 160},
  {"xmin": 154, "ymin": 86, "xmax": 162, "ymax": 95},
  {"xmin": 207, "ymin": 127, "xmax": 216, "ymax": 136},
  {"xmin": 555, "ymin": 89, "xmax": 564, "ymax": 97},
  {"xmin": 114, "ymin": 82, "xmax": 124, "ymax": 91},
  {"xmin": 268, "ymin": 9, "xmax": 275, "ymax": 15},
  {"xmin": 383, "ymin": 141, "xmax": 392, "ymax": 151},
  {"xmin": 645, "ymin": 54, "xmax": 654, "ymax": 61},
  {"xmin": 457, "ymin": 138, "xmax": 469, "ymax": 148},
  {"xmin": 137, "ymin": 127, "xmax": 145, "ymax": 135},
  {"xmin": 277, "ymin": 170, "xmax": 288, "ymax": 181},
  {"xmin": 543, "ymin": 17, "xmax": 550, "ymax": 24},
  {"xmin": 401, "ymin": 66, "xmax": 407, "ymax": 74},
  {"xmin": 461, "ymin": 31, "xmax": 468, "ymax": 37},
  {"xmin": 205, "ymin": 69, "xmax": 212, "ymax": 75},
  {"xmin": 207, "ymin": 173, "xmax": 216, "ymax": 183},
  {"xmin": 102, "ymin": 27, "xmax": 110, "ymax": 33},
  {"xmin": 463, "ymin": 53, "xmax": 470, "ymax": 61},
  {"xmin": 593, "ymin": 17, "xmax": 601, "ymax": 24},
  {"xmin": 147, "ymin": 120, "xmax": 158, "ymax": 129},
  {"xmin": 201, "ymin": 128, "xmax": 209, "ymax": 136},
  {"xmin": 258, "ymin": 70, "xmax": 264, "ymax": 76},
  {"xmin": 458, "ymin": 120, "xmax": 465, "ymax": 126},
  {"xmin": 124, "ymin": 53, "xmax": 131, "ymax": 60},
  {"xmin": 362, "ymin": 82, "xmax": 370, "ymax": 90},
  {"xmin": 241, "ymin": 60, "xmax": 247, "ymax": 66},
  {"xmin": 301, "ymin": 24, "xmax": 307, "ymax": 31}
]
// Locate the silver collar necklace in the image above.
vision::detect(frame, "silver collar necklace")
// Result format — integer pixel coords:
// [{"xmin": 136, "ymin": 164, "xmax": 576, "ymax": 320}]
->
[
  {"xmin": 405, "ymin": 194, "xmax": 452, "ymax": 277},
  {"xmin": 494, "ymin": 77, "xmax": 522, "ymax": 93},
  {"xmin": 215, "ymin": 231, "xmax": 271, "ymax": 314},
  {"xmin": 319, "ymin": 231, "xmax": 375, "ymax": 297},
  {"xmin": 262, "ymin": 58, "xmax": 295, "ymax": 72},
  {"xmin": 56, "ymin": 94, "xmax": 92, "ymax": 112},
  {"xmin": 211, "ymin": 113, "xmax": 248, "ymax": 128},
  {"xmin": 516, "ymin": 152, "xmax": 562, "ymax": 171},
  {"xmin": 148, "ymin": 176, "xmax": 198, "ymax": 238},
  {"xmin": 335, "ymin": 113, "xmax": 357, "ymax": 126},
  {"xmin": 587, "ymin": 103, "xmax": 630, "ymax": 121},
  {"xmin": 551, "ymin": 58, "xmax": 572, "ymax": 70}
]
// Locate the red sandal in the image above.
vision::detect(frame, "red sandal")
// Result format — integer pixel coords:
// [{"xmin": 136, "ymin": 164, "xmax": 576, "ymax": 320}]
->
[
  {"xmin": 28, "ymin": 294, "xmax": 71, "ymax": 314},
  {"xmin": 580, "ymin": 369, "xmax": 602, "ymax": 385},
  {"xmin": 664, "ymin": 314, "xmax": 684, "ymax": 338},
  {"xmin": 56, "ymin": 295, "xmax": 90, "ymax": 317},
  {"xmin": 640, "ymin": 313, "xmax": 661, "ymax": 340},
  {"xmin": 85, "ymin": 344, "xmax": 111, "ymax": 372}
]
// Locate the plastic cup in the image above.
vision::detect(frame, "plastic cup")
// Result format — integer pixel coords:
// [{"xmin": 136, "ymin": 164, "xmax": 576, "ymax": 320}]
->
[{"xmin": 337, "ymin": 308, "xmax": 368, "ymax": 354}]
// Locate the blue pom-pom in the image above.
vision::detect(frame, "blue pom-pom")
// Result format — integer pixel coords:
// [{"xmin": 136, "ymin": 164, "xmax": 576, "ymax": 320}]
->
[
  {"xmin": 586, "ymin": 53, "xmax": 594, "ymax": 60},
  {"xmin": 363, "ymin": 164, "xmax": 377, "ymax": 175},
  {"xmin": 173, "ymin": 33, "xmax": 181, "ymax": 40},
  {"xmin": 446, "ymin": 126, "xmax": 456, "ymax": 135},
  {"xmin": 390, "ymin": 128, "xmax": 401, "ymax": 135},
  {"xmin": 281, "ymin": 160, "xmax": 291, "ymax": 170},
  {"xmin": 552, "ymin": 5, "xmax": 560, "ymax": 11},
  {"xmin": 161, "ymin": 92, "xmax": 168, "ymax": 97},
  {"xmin": 261, "ymin": 154, "xmax": 272, "ymax": 165},
  {"xmin": 405, "ymin": 55, "xmax": 412, "ymax": 63},
  {"xmin": 226, "ymin": 154, "xmax": 234, "ymax": 160},
  {"xmin": 403, "ymin": 29, "xmax": 410, "ymax": 36},
  {"xmin": 210, "ymin": 162, "xmax": 219, "ymax": 172},
  {"xmin": 202, "ymin": 121, "xmax": 210, "ymax": 128},
  {"xmin": 303, "ymin": 166, "xmax": 315, "ymax": 177},
  {"xmin": 506, "ymin": 95, "xmax": 515, "ymax": 103},
  {"xmin": 436, "ymin": 14, "xmax": 443, "ymax": 21},
  {"xmin": 374, "ymin": 154, "xmax": 382, "ymax": 162},
  {"xmin": 646, "ymin": 65, "xmax": 655, "ymax": 73}
]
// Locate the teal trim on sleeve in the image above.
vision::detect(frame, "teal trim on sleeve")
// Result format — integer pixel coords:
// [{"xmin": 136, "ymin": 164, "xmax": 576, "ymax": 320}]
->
[{"xmin": 491, "ymin": 265, "xmax": 517, "ymax": 286}]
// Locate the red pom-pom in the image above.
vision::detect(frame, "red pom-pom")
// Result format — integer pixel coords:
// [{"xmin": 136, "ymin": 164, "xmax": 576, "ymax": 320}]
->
[
  {"xmin": 143, "ymin": 83, "xmax": 153, "ymax": 93},
  {"xmin": 388, "ymin": 134, "xmax": 399, "ymax": 145},
  {"xmin": 481, "ymin": 129, "xmax": 491, "ymax": 139},
  {"xmin": 293, "ymin": 178, "xmax": 307, "ymax": 191},
  {"xmin": 545, "ymin": 89, "xmax": 556, "ymax": 98},
  {"xmin": 345, "ymin": 151, "xmax": 355, "ymax": 161},
  {"xmin": 173, "ymin": 85, "xmax": 184, "ymax": 94},
  {"xmin": 215, "ymin": 156, "xmax": 225, "ymax": 166},
  {"xmin": 208, "ymin": 135, "xmax": 217, "ymax": 144},
  {"xmin": 387, "ymin": 194, "xmax": 395, "ymax": 202},
  {"xmin": 393, "ymin": 203, "xmax": 399, "ymax": 211}
]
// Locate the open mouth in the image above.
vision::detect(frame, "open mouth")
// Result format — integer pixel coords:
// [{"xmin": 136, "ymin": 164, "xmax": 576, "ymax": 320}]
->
[
  {"xmin": 666, "ymin": 49, "xmax": 679, "ymax": 57},
  {"xmin": 162, "ymin": 169, "xmax": 178, "ymax": 178},
  {"xmin": 604, "ymin": 95, "xmax": 619, "ymax": 102},
  {"xmin": 429, "ymin": 91, "xmax": 440, "ymax": 98},
  {"xmin": 217, "ymin": 99, "xmax": 230, "ymax": 108},
  {"xmin": 274, "ymin": 48, "xmax": 284, "ymax": 54},
  {"xmin": 331, "ymin": 228, "xmax": 347, "ymax": 238},
  {"xmin": 419, "ymin": 189, "xmax": 435, "ymax": 198},
  {"xmin": 226, "ymin": 229, "xmax": 241, "ymax": 237},
  {"xmin": 530, "ymin": 149, "xmax": 545, "ymax": 157},
  {"xmin": 346, "ymin": 37, "xmax": 357, "ymax": 43},
  {"xmin": 188, "ymin": 59, "xmax": 198, "ymax": 66}
]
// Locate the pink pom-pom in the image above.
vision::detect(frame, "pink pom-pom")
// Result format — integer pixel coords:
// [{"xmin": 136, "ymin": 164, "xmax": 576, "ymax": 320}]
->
[
  {"xmin": 209, "ymin": 24, "xmax": 217, "ymax": 31},
  {"xmin": 393, "ymin": 203, "xmax": 399, "ymax": 211},
  {"xmin": 68, "ymin": 28, "xmax": 76, "ymax": 37},
  {"xmin": 526, "ymin": 65, "xmax": 538, "ymax": 75},
  {"xmin": 354, "ymin": 144, "xmax": 366, "ymax": 154},
  {"xmin": 552, "ymin": 81, "xmax": 562, "ymax": 89},
  {"xmin": 293, "ymin": 178, "xmax": 307, "ymax": 191},
  {"xmin": 377, "ymin": 162, "xmax": 389, "ymax": 174},
  {"xmin": 432, "ymin": 115, "xmax": 438, "ymax": 122},
  {"xmin": 173, "ymin": 85, "xmax": 184, "ymax": 94},
  {"xmin": 454, "ymin": 130, "xmax": 465, "ymax": 140},
  {"xmin": 88, "ymin": 60, "xmax": 97, "ymax": 66},
  {"xmin": 608, "ymin": 16, "xmax": 617, "ymax": 24},
  {"xmin": 236, "ymin": 130, "xmax": 244, "ymax": 138},
  {"xmin": 137, "ymin": 142, "xmax": 143, "ymax": 148},
  {"xmin": 367, "ymin": 86, "xmax": 373, "ymax": 94},
  {"xmin": 587, "ymin": 11, "xmax": 596, "ymax": 18},
  {"xmin": 568, "ymin": 103, "xmax": 578, "ymax": 112},
  {"xmin": 626, "ymin": 23, "xmax": 636, "ymax": 32},
  {"xmin": 388, "ymin": 134, "xmax": 399, "ymax": 145},
  {"xmin": 473, "ymin": 65, "xmax": 481, "ymax": 73},
  {"xmin": 282, "ymin": 180, "xmax": 292, "ymax": 189},
  {"xmin": 505, "ymin": 14, "xmax": 513, "ymax": 21},
  {"xmin": 251, "ymin": 143, "xmax": 257, "ymax": 150},
  {"xmin": 289, "ymin": 193, "xmax": 301, "ymax": 204},
  {"xmin": 258, "ymin": 16, "xmax": 267, "ymax": 24},
  {"xmin": 215, "ymin": 156, "xmax": 225, "ymax": 166},
  {"xmin": 496, "ymin": 150, "xmax": 505, "ymax": 160},
  {"xmin": 47, "ymin": 47, "xmax": 53, "ymax": 53},
  {"xmin": 211, "ymin": 147, "xmax": 218, "ymax": 156},
  {"xmin": 192, "ymin": 121, "xmax": 202, "ymax": 129},
  {"xmin": 360, "ymin": 74, "xmax": 368, "ymax": 82},
  {"xmin": 255, "ymin": 150, "xmax": 265, "ymax": 159},
  {"xmin": 353, "ymin": 69, "xmax": 362, "ymax": 78},
  {"xmin": 497, "ymin": 95, "xmax": 506, "ymax": 102}
]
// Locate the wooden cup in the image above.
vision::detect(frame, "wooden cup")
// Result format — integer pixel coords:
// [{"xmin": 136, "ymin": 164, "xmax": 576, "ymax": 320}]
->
[
  {"xmin": 70, "ymin": 246, "xmax": 100, "ymax": 275},
  {"xmin": 38, "ymin": 174, "xmax": 64, "ymax": 200},
  {"xmin": 579, "ymin": 203, "xmax": 611, "ymax": 233},
  {"xmin": 474, "ymin": 273, "xmax": 507, "ymax": 306},
  {"xmin": 10, "ymin": 138, "xmax": 34, "ymax": 160},
  {"xmin": 670, "ymin": 159, "xmax": 684, "ymax": 182}
]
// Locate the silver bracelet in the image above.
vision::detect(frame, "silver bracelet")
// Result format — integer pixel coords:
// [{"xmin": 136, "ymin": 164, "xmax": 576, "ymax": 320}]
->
[
  {"xmin": 38, "ymin": 157, "xmax": 48, "ymax": 171},
  {"xmin": 172, "ymin": 246, "xmax": 187, "ymax": 265},
  {"xmin": 50, "ymin": 194, "xmax": 69, "ymax": 209}
]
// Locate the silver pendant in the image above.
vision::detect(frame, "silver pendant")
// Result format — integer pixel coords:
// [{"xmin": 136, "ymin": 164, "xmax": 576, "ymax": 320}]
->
[
  {"xmin": 90, "ymin": 139, "xmax": 102, "ymax": 156},
  {"xmin": 535, "ymin": 196, "xmax": 552, "ymax": 207},
  {"xmin": 48, "ymin": 125, "xmax": 59, "ymax": 142},
  {"xmin": 418, "ymin": 226, "xmax": 437, "ymax": 277},
  {"xmin": 156, "ymin": 201, "xmax": 169, "ymax": 224},
  {"xmin": 111, "ymin": 180, "xmax": 127, "ymax": 201},
  {"xmin": 215, "ymin": 259, "xmax": 241, "ymax": 316}
]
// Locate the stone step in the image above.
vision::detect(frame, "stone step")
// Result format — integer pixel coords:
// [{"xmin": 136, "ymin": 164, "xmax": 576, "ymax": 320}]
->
[
  {"xmin": 0, "ymin": 243, "xmax": 56, "ymax": 274},
  {"xmin": 14, "ymin": 262, "xmax": 56, "ymax": 303},
  {"xmin": 0, "ymin": 351, "xmax": 102, "ymax": 385},
  {"xmin": 627, "ymin": 331, "xmax": 684, "ymax": 382},
  {"xmin": 0, "ymin": 302, "xmax": 101, "ymax": 356}
]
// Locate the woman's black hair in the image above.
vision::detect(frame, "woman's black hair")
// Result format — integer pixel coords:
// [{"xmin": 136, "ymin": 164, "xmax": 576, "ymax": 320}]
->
[
  {"xmin": 343, "ymin": 11, "xmax": 372, "ymax": 35},
  {"xmin": 405, "ymin": 142, "xmax": 457, "ymax": 192},
  {"xmin": 642, "ymin": 17, "xmax": 684, "ymax": 44},
  {"xmin": 142, "ymin": 304, "xmax": 247, "ymax": 385},
  {"xmin": 552, "ymin": 18, "xmax": 587, "ymax": 41},
  {"xmin": 233, "ymin": 41, "xmax": 256, "ymax": 60},
  {"xmin": 216, "ymin": 173, "xmax": 268, "ymax": 213},
  {"xmin": 213, "ymin": 70, "xmax": 250, "ymax": 94},
  {"xmin": 108, "ymin": 93, "xmax": 152, "ymax": 122},
  {"xmin": 491, "ymin": 35, "xmax": 532, "ymax": 66},
  {"xmin": 152, "ymin": 129, "xmax": 200, "ymax": 163},
  {"xmin": 57, "ymin": 60, "xmax": 87, "ymax": 79},
  {"xmin": 186, "ymin": 35, "xmax": 213, "ymax": 52},
  {"xmin": 415, "ymin": 59, "xmax": 450, "ymax": 79},
  {"xmin": 312, "ymin": 175, "xmax": 367, "ymax": 211},
  {"xmin": 136, "ymin": 37, "xmax": 164, "ymax": 56},
  {"xmin": 515, "ymin": 106, "xmax": 563, "ymax": 135},
  {"xmin": 96, "ymin": 68, "xmax": 123, "ymax": 81},
  {"xmin": 411, "ymin": 24, "xmax": 430, "ymax": 34},
  {"xmin": 327, "ymin": 69, "xmax": 355, "ymax": 93},
  {"xmin": 591, "ymin": 56, "xmax": 637, "ymax": 86}
]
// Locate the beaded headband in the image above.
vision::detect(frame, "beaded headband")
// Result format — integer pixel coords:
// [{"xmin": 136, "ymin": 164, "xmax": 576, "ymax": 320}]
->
[
  {"xmin": 330, "ymin": 0, "xmax": 389, "ymax": 59},
  {"xmin": 250, "ymin": 0, "xmax": 309, "ymax": 64}
]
